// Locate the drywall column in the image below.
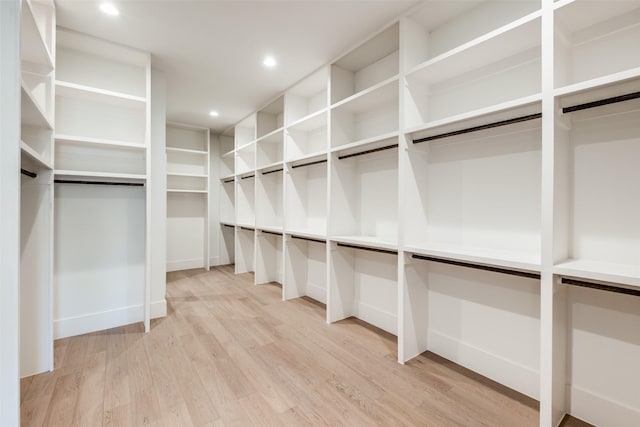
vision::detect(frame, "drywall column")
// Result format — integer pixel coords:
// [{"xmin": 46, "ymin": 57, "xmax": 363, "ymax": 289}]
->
[
  {"xmin": 150, "ymin": 68, "xmax": 167, "ymax": 317},
  {"xmin": 0, "ymin": 1, "xmax": 21, "ymax": 425}
]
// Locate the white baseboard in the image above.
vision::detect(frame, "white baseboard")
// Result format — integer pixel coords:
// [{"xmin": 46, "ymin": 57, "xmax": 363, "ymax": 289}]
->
[
  {"xmin": 427, "ymin": 329, "xmax": 539, "ymax": 400},
  {"xmin": 54, "ymin": 299, "xmax": 167, "ymax": 339},
  {"xmin": 568, "ymin": 384, "xmax": 640, "ymax": 427},
  {"xmin": 356, "ymin": 302, "xmax": 397, "ymax": 336},
  {"xmin": 167, "ymin": 258, "xmax": 205, "ymax": 272}
]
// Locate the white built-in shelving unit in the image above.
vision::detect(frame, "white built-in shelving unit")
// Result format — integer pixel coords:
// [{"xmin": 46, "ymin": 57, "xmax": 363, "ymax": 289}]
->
[
  {"xmin": 166, "ymin": 122, "xmax": 210, "ymax": 272},
  {"xmin": 19, "ymin": 0, "xmax": 56, "ymax": 378},
  {"xmin": 54, "ymin": 28, "xmax": 152, "ymax": 338},
  {"xmin": 218, "ymin": 1, "xmax": 640, "ymax": 425}
]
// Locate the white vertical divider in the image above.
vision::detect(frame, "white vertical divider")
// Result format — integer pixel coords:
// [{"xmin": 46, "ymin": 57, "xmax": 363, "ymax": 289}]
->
[
  {"xmin": 144, "ymin": 55, "xmax": 152, "ymax": 332},
  {"xmin": 325, "ymin": 68, "xmax": 334, "ymax": 324},
  {"xmin": 0, "ymin": 1, "xmax": 21, "ymax": 424},
  {"xmin": 540, "ymin": 0, "xmax": 565, "ymax": 425}
]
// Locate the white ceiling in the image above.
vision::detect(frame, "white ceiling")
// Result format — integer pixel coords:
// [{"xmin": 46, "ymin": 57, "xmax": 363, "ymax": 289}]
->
[{"xmin": 55, "ymin": 0, "xmax": 418, "ymax": 134}]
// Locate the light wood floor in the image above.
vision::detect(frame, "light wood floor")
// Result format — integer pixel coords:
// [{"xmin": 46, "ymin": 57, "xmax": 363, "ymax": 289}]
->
[{"xmin": 20, "ymin": 265, "xmax": 590, "ymax": 426}]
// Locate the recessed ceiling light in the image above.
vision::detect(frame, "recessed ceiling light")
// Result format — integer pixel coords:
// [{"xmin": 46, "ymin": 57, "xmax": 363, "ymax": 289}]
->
[
  {"xmin": 209, "ymin": 110, "xmax": 219, "ymax": 117},
  {"xmin": 263, "ymin": 56, "xmax": 277, "ymax": 68},
  {"xmin": 100, "ymin": 3, "xmax": 119, "ymax": 16}
]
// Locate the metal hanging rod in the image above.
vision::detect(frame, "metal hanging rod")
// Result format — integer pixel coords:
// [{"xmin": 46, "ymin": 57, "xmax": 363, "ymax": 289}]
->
[
  {"xmin": 240, "ymin": 226, "xmax": 254, "ymax": 231},
  {"xmin": 223, "ymin": 178, "xmax": 234, "ymax": 183},
  {"xmin": 222, "ymin": 224, "xmax": 235, "ymax": 228},
  {"xmin": 413, "ymin": 113, "xmax": 542, "ymax": 144},
  {"xmin": 291, "ymin": 235, "xmax": 326, "ymax": 244},
  {"xmin": 54, "ymin": 179, "xmax": 144, "ymax": 187},
  {"xmin": 262, "ymin": 168, "xmax": 283, "ymax": 175},
  {"xmin": 411, "ymin": 254, "xmax": 541, "ymax": 280},
  {"xmin": 240, "ymin": 174, "xmax": 255, "ymax": 180},
  {"xmin": 562, "ymin": 91, "xmax": 640, "ymax": 114},
  {"xmin": 561, "ymin": 278, "xmax": 640, "ymax": 297},
  {"xmin": 291, "ymin": 159, "xmax": 327, "ymax": 169},
  {"xmin": 21, "ymin": 168, "xmax": 37, "ymax": 178},
  {"xmin": 337, "ymin": 242, "xmax": 397, "ymax": 256},
  {"xmin": 338, "ymin": 143, "xmax": 399, "ymax": 160},
  {"xmin": 260, "ymin": 230, "xmax": 282, "ymax": 236}
]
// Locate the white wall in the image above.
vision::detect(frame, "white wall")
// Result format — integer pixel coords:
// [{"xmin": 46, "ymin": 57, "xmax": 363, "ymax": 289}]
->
[{"xmin": 0, "ymin": 1, "xmax": 21, "ymax": 425}]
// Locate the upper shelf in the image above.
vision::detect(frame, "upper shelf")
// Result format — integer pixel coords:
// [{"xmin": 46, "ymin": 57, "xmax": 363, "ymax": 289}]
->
[
  {"xmin": 21, "ymin": 140, "xmax": 53, "ymax": 171},
  {"xmin": 20, "ymin": 0, "xmax": 54, "ymax": 71},
  {"xmin": 21, "ymin": 83, "xmax": 53, "ymax": 129},
  {"xmin": 554, "ymin": 259, "xmax": 640, "ymax": 289}
]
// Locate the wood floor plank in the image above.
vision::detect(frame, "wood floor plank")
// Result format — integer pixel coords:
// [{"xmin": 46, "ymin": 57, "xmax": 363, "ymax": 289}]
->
[{"xmin": 21, "ymin": 265, "xmax": 553, "ymax": 427}]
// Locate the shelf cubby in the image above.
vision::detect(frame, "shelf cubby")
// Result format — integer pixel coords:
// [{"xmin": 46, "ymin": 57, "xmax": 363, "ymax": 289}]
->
[
  {"xmin": 554, "ymin": 0, "xmax": 640, "ymax": 91},
  {"xmin": 235, "ymin": 226, "xmax": 255, "ymax": 274},
  {"xmin": 330, "ymin": 79, "xmax": 398, "ymax": 148},
  {"xmin": 256, "ymin": 129, "xmax": 284, "ymax": 169},
  {"xmin": 220, "ymin": 224, "xmax": 236, "ymax": 265},
  {"xmin": 220, "ymin": 132, "xmax": 234, "ymax": 155},
  {"xmin": 22, "ymin": 125, "xmax": 53, "ymax": 169},
  {"xmin": 235, "ymin": 114, "xmax": 256, "ymax": 149},
  {"xmin": 285, "ymin": 111, "xmax": 327, "ymax": 161},
  {"xmin": 167, "ymin": 192, "xmax": 208, "ymax": 272},
  {"xmin": 403, "ymin": 0, "xmax": 540, "ymax": 71},
  {"xmin": 220, "ymin": 178, "xmax": 236, "ymax": 224},
  {"xmin": 285, "ymin": 155, "xmax": 327, "ymax": 238},
  {"xmin": 330, "ymin": 137, "xmax": 398, "ymax": 250},
  {"xmin": 552, "ymin": 83, "xmax": 640, "ymax": 288},
  {"xmin": 285, "ymin": 67, "xmax": 328, "ymax": 125},
  {"xmin": 236, "ymin": 173, "xmax": 255, "ymax": 226},
  {"xmin": 553, "ymin": 281, "xmax": 640, "ymax": 426},
  {"xmin": 21, "ymin": 83, "xmax": 53, "ymax": 130},
  {"xmin": 284, "ymin": 235, "xmax": 327, "ymax": 303},
  {"xmin": 22, "ymin": 72, "xmax": 53, "ymax": 123},
  {"xmin": 255, "ymin": 231, "xmax": 284, "ymax": 286},
  {"xmin": 166, "ymin": 124, "xmax": 209, "ymax": 152},
  {"xmin": 56, "ymin": 30, "xmax": 147, "ymax": 98},
  {"xmin": 331, "ymin": 22, "xmax": 399, "ymax": 104},
  {"xmin": 166, "ymin": 149, "xmax": 208, "ymax": 176},
  {"xmin": 220, "ymin": 150, "xmax": 235, "ymax": 178},
  {"xmin": 20, "ymin": 0, "xmax": 54, "ymax": 71},
  {"xmin": 167, "ymin": 174, "xmax": 207, "ymax": 192},
  {"xmin": 256, "ymin": 168, "xmax": 283, "ymax": 230},
  {"xmin": 257, "ymin": 96, "xmax": 284, "ymax": 139},
  {"xmin": 404, "ymin": 14, "xmax": 541, "ymax": 129},
  {"xmin": 55, "ymin": 143, "xmax": 146, "ymax": 177},
  {"xmin": 329, "ymin": 243, "xmax": 397, "ymax": 335},
  {"xmin": 235, "ymin": 142, "xmax": 255, "ymax": 175},
  {"xmin": 404, "ymin": 110, "xmax": 542, "ymax": 271},
  {"xmin": 402, "ymin": 254, "xmax": 540, "ymax": 399}
]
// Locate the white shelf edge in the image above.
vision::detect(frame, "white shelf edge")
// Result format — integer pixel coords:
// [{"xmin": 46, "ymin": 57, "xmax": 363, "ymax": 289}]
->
[
  {"xmin": 256, "ymin": 127, "xmax": 285, "ymax": 143},
  {"xmin": 167, "ymin": 189, "xmax": 208, "ymax": 194},
  {"xmin": 220, "ymin": 175, "xmax": 236, "ymax": 182},
  {"xmin": 236, "ymin": 223, "xmax": 256, "ymax": 230},
  {"xmin": 20, "ymin": 140, "xmax": 53, "ymax": 170},
  {"xmin": 285, "ymin": 229, "xmax": 327, "ymax": 240},
  {"xmin": 331, "ymin": 235, "xmax": 398, "ymax": 252},
  {"xmin": 331, "ymin": 131, "xmax": 400, "ymax": 154},
  {"xmin": 553, "ymin": 0, "xmax": 577, "ymax": 12},
  {"xmin": 55, "ymin": 134, "xmax": 146, "ymax": 150},
  {"xmin": 166, "ymin": 172, "xmax": 208, "ymax": 178},
  {"xmin": 285, "ymin": 150, "xmax": 328, "ymax": 165},
  {"xmin": 404, "ymin": 93, "xmax": 543, "ymax": 136},
  {"xmin": 55, "ymin": 80, "xmax": 147, "ymax": 104},
  {"xmin": 553, "ymin": 259, "xmax": 640, "ymax": 288},
  {"xmin": 404, "ymin": 243, "xmax": 542, "ymax": 274},
  {"xmin": 406, "ymin": 9, "xmax": 542, "ymax": 80},
  {"xmin": 330, "ymin": 74, "xmax": 400, "ymax": 110},
  {"xmin": 285, "ymin": 108, "xmax": 328, "ymax": 129},
  {"xmin": 256, "ymin": 225, "xmax": 284, "ymax": 234},
  {"xmin": 166, "ymin": 147, "xmax": 208, "ymax": 155},
  {"xmin": 234, "ymin": 141, "xmax": 255, "ymax": 153},
  {"xmin": 221, "ymin": 150, "xmax": 235, "ymax": 158},
  {"xmin": 21, "ymin": 83, "xmax": 53, "ymax": 130},
  {"xmin": 256, "ymin": 161, "xmax": 284, "ymax": 173},
  {"xmin": 554, "ymin": 67, "xmax": 640, "ymax": 98},
  {"xmin": 220, "ymin": 221, "xmax": 236, "ymax": 227},
  {"xmin": 54, "ymin": 169, "xmax": 147, "ymax": 181}
]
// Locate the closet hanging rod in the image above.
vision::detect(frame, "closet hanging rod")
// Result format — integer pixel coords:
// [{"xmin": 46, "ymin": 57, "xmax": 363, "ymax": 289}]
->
[
  {"xmin": 562, "ymin": 91, "xmax": 640, "ymax": 114},
  {"xmin": 21, "ymin": 168, "xmax": 37, "ymax": 178},
  {"xmin": 240, "ymin": 174, "xmax": 255, "ymax": 180},
  {"xmin": 222, "ymin": 224, "xmax": 235, "ymax": 228},
  {"xmin": 411, "ymin": 254, "xmax": 541, "ymax": 280},
  {"xmin": 413, "ymin": 113, "xmax": 542, "ymax": 144},
  {"xmin": 291, "ymin": 235, "xmax": 326, "ymax": 244},
  {"xmin": 223, "ymin": 178, "xmax": 234, "ymax": 183},
  {"xmin": 291, "ymin": 159, "xmax": 327, "ymax": 169},
  {"xmin": 240, "ymin": 226, "xmax": 254, "ymax": 231},
  {"xmin": 337, "ymin": 143, "xmax": 399, "ymax": 160},
  {"xmin": 337, "ymin": 242, "xmax": 397, "ymax": 256},
  {"xmin": 54, "ymin": 179, "xmax": 144, "ymax": 187},
  {"xmin": 260, "ymin": 230, "xmax": 282, "ymax": 236},
  {"xmin": 262, "ymin": 168, "xmax": 283, "ymax": 175},
  {"xmin": 561, "ymin": 278, "xmax": 640, "ymax": 297}
]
